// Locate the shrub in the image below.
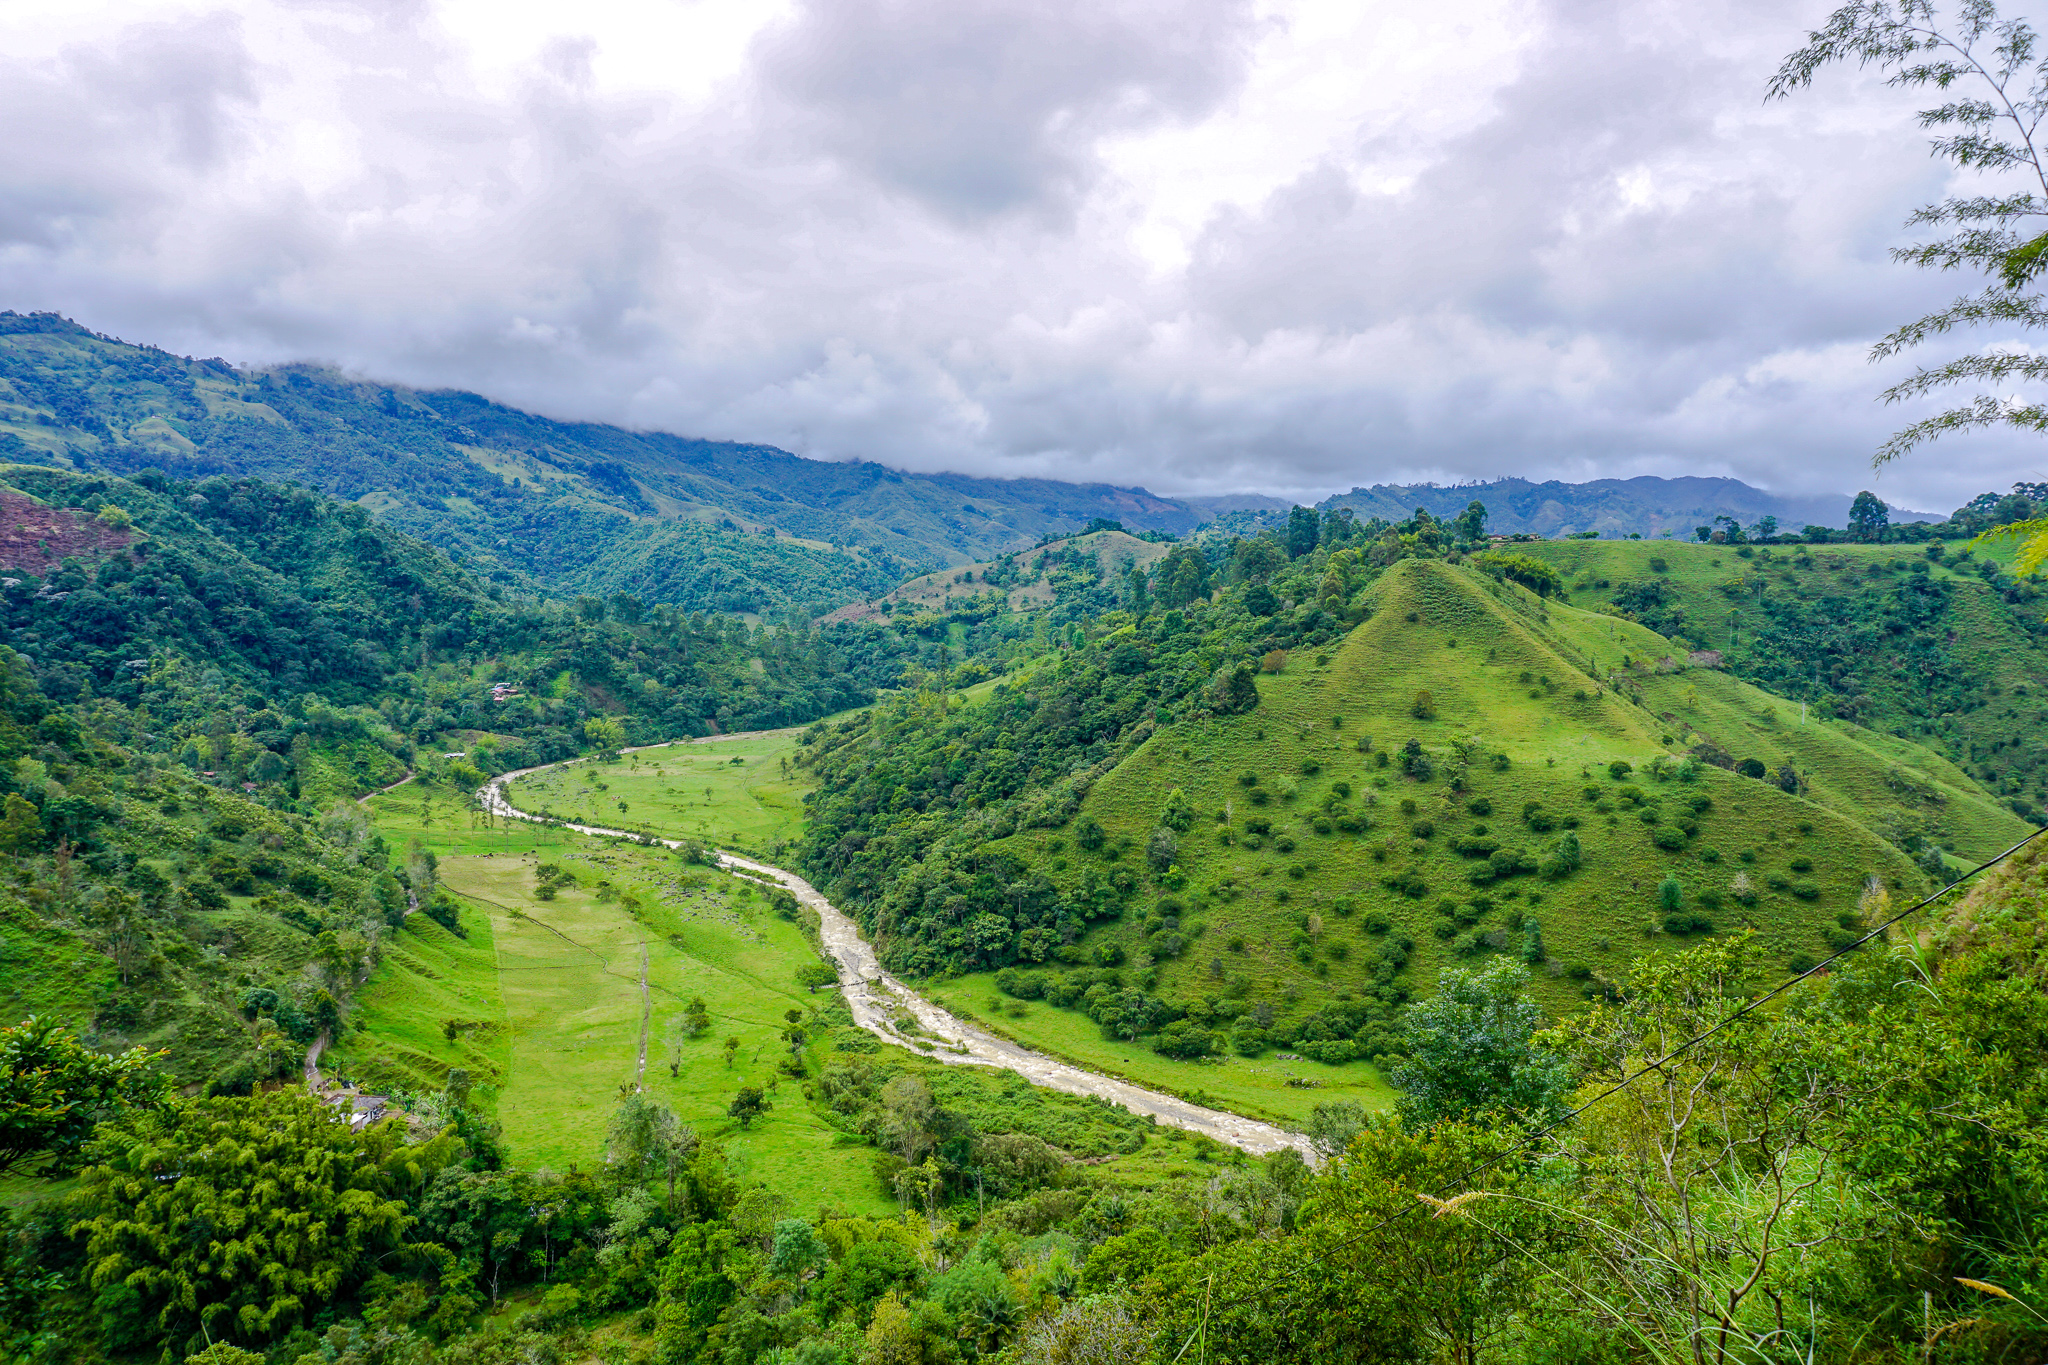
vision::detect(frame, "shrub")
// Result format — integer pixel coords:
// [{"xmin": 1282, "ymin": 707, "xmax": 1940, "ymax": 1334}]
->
[
  {"xmin": 1410, "ymin": 691, "xmax": 1437, "ymax": 720},
  {"xmin": 1658, "ymin": 876, "xmax": 1684, "ymax": 911},
  {"xmin": 1607, "ymin": 760, "xmax": 1633, "ymax": 780},
  {"xmin": 1146, "ymin": 828, "xmax": 1178, "ymax": 872},
  {"xmin": 1653, "ymin": 826, "xmax": 1689, "ymax": 851},
  {"xmin": 1151, "ymin": 1022, "xmax": 1216, "ymax": 1060}
]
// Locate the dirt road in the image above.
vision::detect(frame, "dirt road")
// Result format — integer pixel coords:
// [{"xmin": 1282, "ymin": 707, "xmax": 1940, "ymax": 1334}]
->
[{"xmin": 478, "ymin": 745, "xmax": 1313, "ymax": 1159}]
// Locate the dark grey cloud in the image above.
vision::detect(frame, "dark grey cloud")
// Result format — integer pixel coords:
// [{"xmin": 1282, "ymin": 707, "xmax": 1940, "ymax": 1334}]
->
[
  {"xmin": 0, "ymin": 0, "xmax": 2041, "ymax": 515},
  {"xmin": 754, "ymin": 0, "xmax": 1258, "ymax": 220}
]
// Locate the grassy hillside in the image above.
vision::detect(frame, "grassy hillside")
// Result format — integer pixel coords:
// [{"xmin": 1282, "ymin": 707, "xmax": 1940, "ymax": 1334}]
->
[
  {"xmin": 1005, "ymin": 559, "xmax": 1960, "ymax": 1005},
  {"xmin": 1521, "ymin": 537, "xmax": 2048, "ymax": 822},
  {"xmin": 0, "ymin": 311, "xmax": 1203, "ymax": 614},
  {"xmin": 799, "ymin": 552, "xmax": 2019, "ymax": 1095}
]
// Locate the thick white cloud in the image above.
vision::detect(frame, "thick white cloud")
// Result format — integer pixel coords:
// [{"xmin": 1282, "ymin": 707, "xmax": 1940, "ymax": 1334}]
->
[{"xmin": 2, "ymin": 0, "xmax": 2042, "ymax": 514}]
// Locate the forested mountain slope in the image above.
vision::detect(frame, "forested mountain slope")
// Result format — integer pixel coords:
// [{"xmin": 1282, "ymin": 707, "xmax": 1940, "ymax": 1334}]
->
[
  {"xmin": 0, "ymin": 464, "xmax": 936, "ymax": 805},
  {"xmin": 0, "ymin": 312, "xmax": 1200, "ymax": 615},
  {"xmin": 821, "ymin": 528, "xmax": 1176, "ymax": 624}
]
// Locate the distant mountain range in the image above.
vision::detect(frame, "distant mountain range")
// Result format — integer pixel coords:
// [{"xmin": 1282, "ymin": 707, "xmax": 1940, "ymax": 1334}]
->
[
  {"xmin": 0, "ymin": 311, "xmax": 1958, "ymax": 614},
  {"xmin": 1324, "ymin": 476, "xmax": 1941, "ymax": 537},
  {"xmin": 1318, "ymin": 474, "xmax": 1941, "ymax": 540}
]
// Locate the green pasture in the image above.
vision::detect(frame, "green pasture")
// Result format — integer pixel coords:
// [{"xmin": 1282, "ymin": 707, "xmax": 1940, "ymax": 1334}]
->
[
  {"xmin": 931, "ymin": 977, "xmax": 1396, "ymax": 1124},
  {"xmin": 504, "ymin": 733, "xmax": 812, "ymax": 854},
  {"xmin": 334, "ymin": 834, "xmax": 894, "ymax": 1215},
  {"xmin": 362, "ymin": 776, "xmax": 564, "ymax": 861},
  {"xmin": 977, "ymin": 559, "xmax": 1948, "ymax": 1040}
]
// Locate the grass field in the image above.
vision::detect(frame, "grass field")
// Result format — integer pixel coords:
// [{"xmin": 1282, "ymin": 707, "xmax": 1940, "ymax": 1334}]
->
[
  {"xmin": 504, "ymin": 734, "xmax": 811, "ymax": 855},
  {"xmin": 345, "ymin": 750, "xmax": 902, "ymax": 1214},
  {"xmin": 331, "ymin": 841, "xmax": 896, "ymax": 1214},
  {"xmin": 344, "ymin": 763, "xmax": 1237, "ymax": 1203}
]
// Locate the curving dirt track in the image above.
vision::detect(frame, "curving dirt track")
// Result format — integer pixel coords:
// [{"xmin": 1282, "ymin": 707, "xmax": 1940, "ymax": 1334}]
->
[{"xmin": 479, "ymin": 738, "xmax": 1313, "ymax": 1159}]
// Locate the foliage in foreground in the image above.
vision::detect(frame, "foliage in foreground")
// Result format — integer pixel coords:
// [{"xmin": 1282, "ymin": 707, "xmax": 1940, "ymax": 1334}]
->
[{"xmin": 4, "ymin": 839, "xmax": 2048, "ymax": 1365}]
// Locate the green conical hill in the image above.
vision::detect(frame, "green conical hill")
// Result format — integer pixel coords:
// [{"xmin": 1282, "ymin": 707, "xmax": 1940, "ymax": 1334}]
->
[{"xmin": 969, "ymin": 558, "xmax": 2013, "ymax": 1042}]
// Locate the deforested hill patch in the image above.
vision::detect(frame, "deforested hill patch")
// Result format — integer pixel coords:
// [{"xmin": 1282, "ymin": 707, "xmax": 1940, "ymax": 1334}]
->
[{"xmin": 796, "ymin": 551, "xmax": 1995, "ymax": 1104}]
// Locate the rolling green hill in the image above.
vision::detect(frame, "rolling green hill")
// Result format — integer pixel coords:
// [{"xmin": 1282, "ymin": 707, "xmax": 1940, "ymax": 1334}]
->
[
  {"xmin": 1519, "ymin": 537, "xmax": 2048, "ymax": 822},
  {"xmin": 798, "ymin": 549, "xmax": 2026, "ymax": 1087},
  {"xmin": 0, "ymin": 311, "xmax": 1203, "ymax": 615}
]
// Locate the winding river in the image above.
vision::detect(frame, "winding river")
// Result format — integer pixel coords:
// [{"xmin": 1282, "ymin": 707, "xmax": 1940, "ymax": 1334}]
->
[{"xmin": 477, "ymin": 741, "xmax": 1313, "ymax": 1159}]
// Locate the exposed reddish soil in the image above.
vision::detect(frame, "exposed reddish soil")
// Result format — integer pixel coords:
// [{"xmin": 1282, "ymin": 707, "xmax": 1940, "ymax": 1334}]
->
[{"xmin": 0, "ymin": 488, "xmax": 137, "ymax": 574}]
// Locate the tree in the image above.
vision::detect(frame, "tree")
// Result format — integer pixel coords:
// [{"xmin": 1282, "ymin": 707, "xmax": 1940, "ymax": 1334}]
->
[
  {"xmin": 767, "ymin": 1217, "xmax": 829, "ymax": 1283},
  {"xmin": 1453, "ymin": 499, "xmax": 1489, "ymax": 544},
  {"xmin": 1306, "ymin": 1117, "xmax": 1559, "ymax": 1365},
  {"xmin": 0, "ymin": 793, "xmax": 40, "ymax": 852},
  {"xmin": 1152, "ymin": 543, "xmax": 1212, "ymax": 608},
  {"xmin": 684, "ymin": 996, "xmax": 711, "ymax": 1038},
  {"xmin": 1285, "ymin": 505, "xmax": 1321, "ymax": 558},
  {"xmin": 607, "ymin": 1091, "xmax": 696, "ymax": 1212},
  {"xmin": 879, "ymin": 1075, "xmax": 938, "ymax": 1164},
  {"xmin": 727, "ymin": 1085, "xmax": 770, "ymax": 1129},
  {"xmin": 1390, "ymin": 959, "xmax": 1570, "ymax": 1128},
  {"xmin": 1304, "ymin": 1099, "xmax": 1370, "ymax": 1160},
  {"xmin": 73, "ymin": 1089, "xmax": 460, "ymax": 1343},
  {"xmin": 1543, "ymin": 935, "xmax": 1876, "ymax": 1363},
  {"xmin": 1208, "ymin": 662, "xmax": 1260, "ymax": 714},
  {"xmin": 583, "ymin": 716, "xmax": 626, "ymax": 755},
  {"xmin": 1107, "ymin": 988, "xmax": 1159, "ymax": 1044},
  {"xmin": 1849, "ymin": 489, "xmax": 1890, "ymax": 542},
  {"xmin": 722, "ymin": 1035, "xmax": 741, "ymax": 1068},
  {"xmin": 1772, "ymin": 3, "xmax": 2048, "ymax": 572},
  {"xmin": 1158, "ymin": 787, "xmax": 1195, "ymax": 832},
  {"xmin": 1144, "ymin": 827, "xmax": 1177, "ymax": 872},
  {"xmin": 0, "ymin": 1017, "xmax": 169, "ymax": 1176}
]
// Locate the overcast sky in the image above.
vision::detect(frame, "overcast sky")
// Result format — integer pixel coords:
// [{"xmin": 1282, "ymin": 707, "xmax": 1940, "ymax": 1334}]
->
[{"xmin": 4, "ymin": 0, "xmax": 2044, "ymax": 512}]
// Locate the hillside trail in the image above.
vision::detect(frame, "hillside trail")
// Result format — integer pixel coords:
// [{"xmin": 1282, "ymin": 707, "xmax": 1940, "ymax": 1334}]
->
[
  {"xmin": 357, "ymin": 771, "xmax": 415, "ymax": 806},
  {"xmin": 479, "ymin": 740, "xmax": 1314, "ymax": 1159}
]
